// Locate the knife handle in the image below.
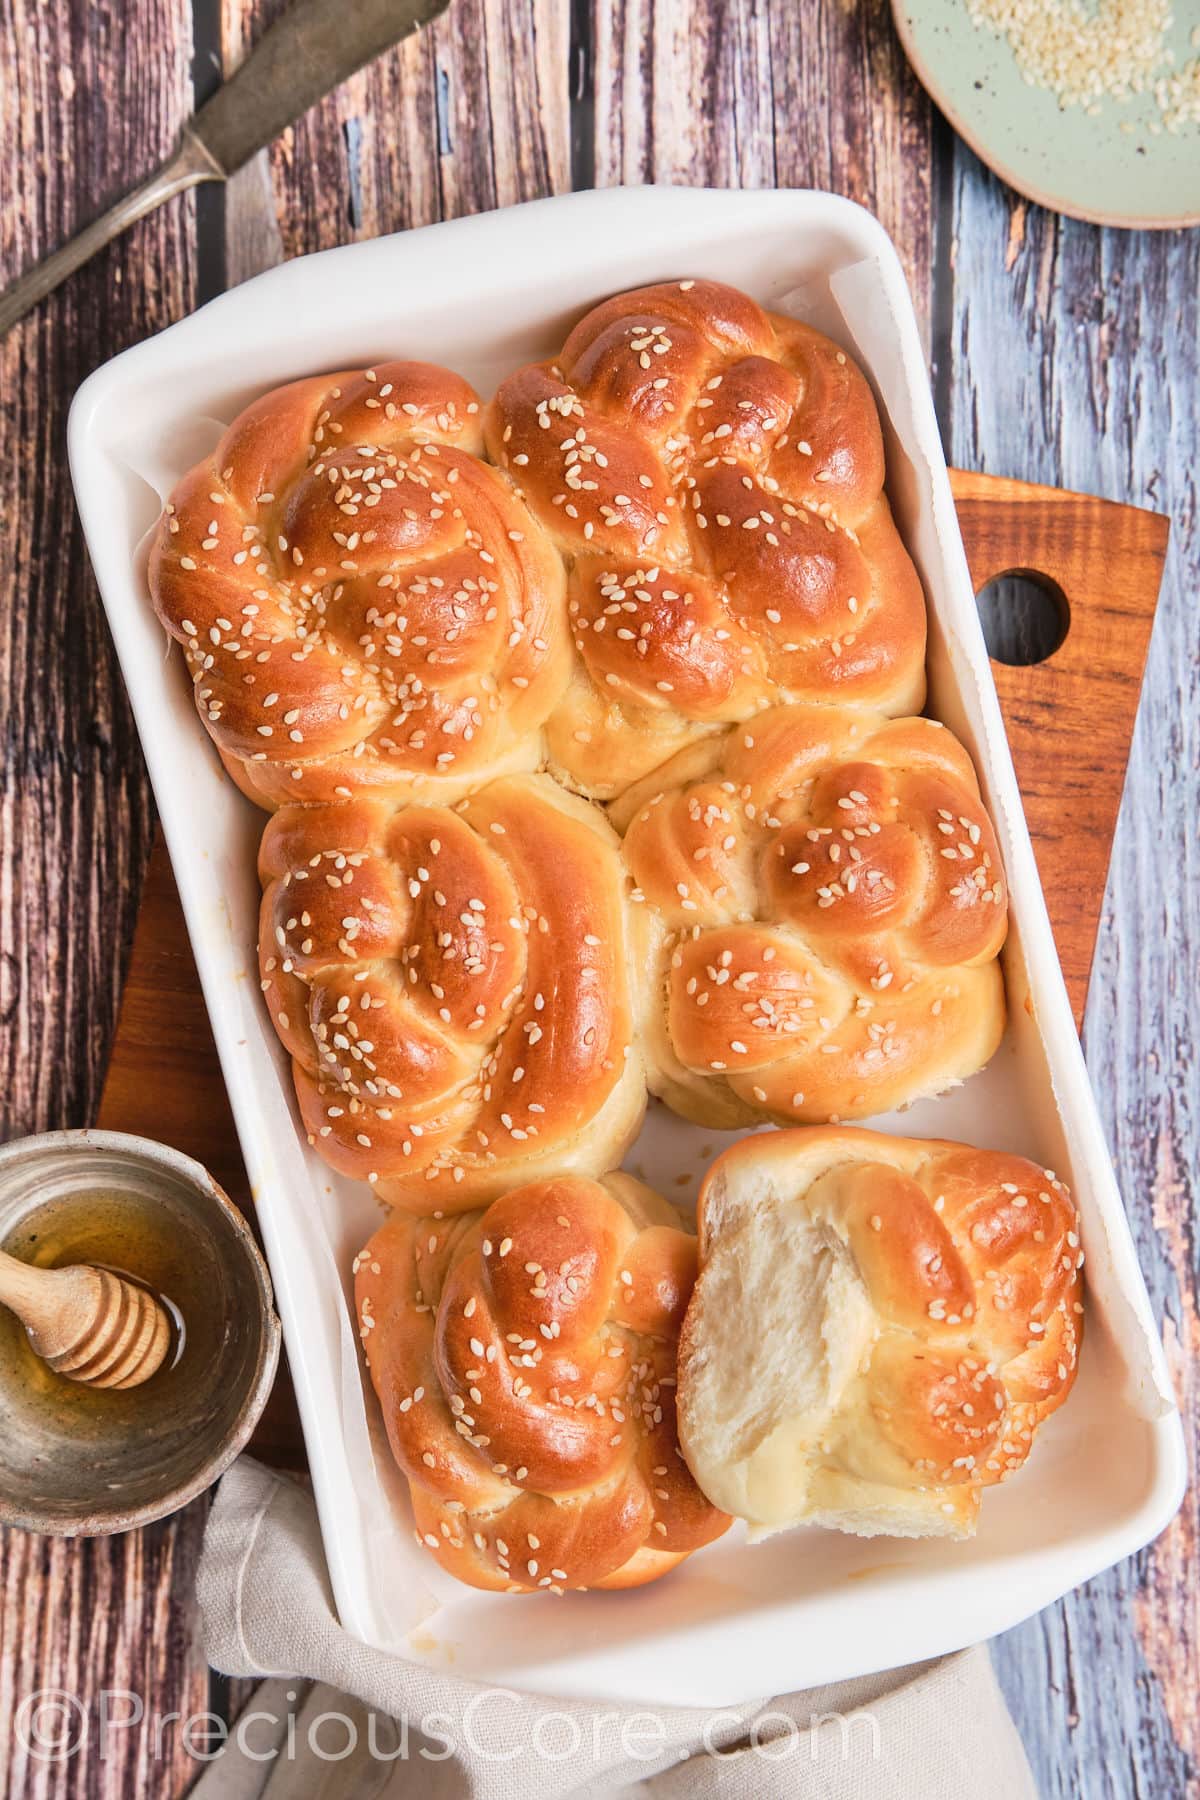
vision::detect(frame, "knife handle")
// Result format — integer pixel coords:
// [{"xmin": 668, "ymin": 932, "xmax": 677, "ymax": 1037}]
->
[{"xmin": 0, "ymin": 129, "xmax": 223, "ymax": 339}]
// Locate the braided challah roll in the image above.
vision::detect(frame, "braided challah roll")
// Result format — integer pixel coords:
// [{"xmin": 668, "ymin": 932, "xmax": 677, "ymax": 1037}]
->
[
  {"xmin": 258, "ymin": 773, "xmax": 649, "ymax": 1212},
  {"xmin": 355, "ymin": 1172, "xmax": 731, "ymax": 1591},
  {"xmin": 678, "ymin": 1128, "xmax": 1083, "ymax": 1540},
  {"xmin": 485, "ymin": 279, "xmax": 927, "ymax": 798},
  {"xmin": 150, "ymin": 361, "xmax": 569, "ymax": 809},
  {"xmin": 610, "ymin": 702, "xmax": 1008, "ymax": 1125}
]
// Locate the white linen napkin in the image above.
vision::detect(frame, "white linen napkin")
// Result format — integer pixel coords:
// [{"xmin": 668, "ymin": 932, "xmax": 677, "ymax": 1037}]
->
[{"xmin": 193, "ymin": 1458, "xmax": 1037, "ymax": 1799}]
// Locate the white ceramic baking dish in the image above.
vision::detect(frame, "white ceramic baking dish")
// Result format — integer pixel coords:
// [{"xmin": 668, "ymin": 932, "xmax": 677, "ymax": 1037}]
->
[{"xmin": 69, "ymin": 186, "xmax": 1185, "ymax": 1705}]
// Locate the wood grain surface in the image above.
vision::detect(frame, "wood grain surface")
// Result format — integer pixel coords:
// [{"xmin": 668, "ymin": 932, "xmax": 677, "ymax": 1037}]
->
[
  {"xmin": 1, "ymin": 0, "xmax": 1196, "ymax": 1794},
  {"xmin": 952, "ymin": 469, "xmax": 1168, "ymax": 1018},
  {"xmin": 0, "ymin": 4, "xmax": 207, "ymax": 1797},
  {"xmin": 947, "ymin": 178, "xmax": 1200, "ymax": 1800}
]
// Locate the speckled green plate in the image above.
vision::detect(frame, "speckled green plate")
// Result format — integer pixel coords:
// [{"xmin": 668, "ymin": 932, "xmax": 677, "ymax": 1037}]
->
[{"xmin": 893, "ymin": 0, "xmax": 1200, "ymax": 227}]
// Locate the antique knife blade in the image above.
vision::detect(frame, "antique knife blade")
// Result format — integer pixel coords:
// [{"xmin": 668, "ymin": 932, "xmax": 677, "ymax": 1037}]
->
[{"xmin": 0, "ymin": 0, "xmax": 453, "ymax": 336}]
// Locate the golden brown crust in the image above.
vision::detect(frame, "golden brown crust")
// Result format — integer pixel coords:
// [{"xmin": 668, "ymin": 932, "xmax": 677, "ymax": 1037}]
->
[
  {"xmin": 485, "ymin": 280, "xmax": 927, "ymax": 797},
  {"xmin": 355, "ymin": 1172, "xmax": 730, "ymax": 1592},
  {"xmin": 612, "ymin": 702, "xmax": 1008, "ymax": 1124},
  {"xmin": 258, "ymin": 774, "xmax": 648, "ymax": 1211},
  {"xmin": 150, "ymin": 361, "xmax": 569, "ymax": 809},
  {"xmin": 678, "ymin": 1128, "xmax": 1084, "ymax": 1537}
]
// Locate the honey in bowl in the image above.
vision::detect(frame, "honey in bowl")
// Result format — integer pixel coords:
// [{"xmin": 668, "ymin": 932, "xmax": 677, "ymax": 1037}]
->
[
  {"xmin": 0, "ymin": 1133, "xmax": 279, "ymax": 1537},
  {"xmin": 0, "ymin": 1186, "xmax": 199, "ymax": 1418}
]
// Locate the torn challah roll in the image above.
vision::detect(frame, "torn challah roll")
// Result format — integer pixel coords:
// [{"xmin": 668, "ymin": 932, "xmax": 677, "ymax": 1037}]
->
[{"xmin": 677, "ymin": 1128, "xmax": 1083, "ymax": 1540}]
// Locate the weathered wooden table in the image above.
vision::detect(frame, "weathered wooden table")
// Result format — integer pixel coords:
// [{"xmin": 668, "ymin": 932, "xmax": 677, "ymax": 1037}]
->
[{"xmin": 1, "ymin": 3, "xmax": 1196, "ymax": 1795}]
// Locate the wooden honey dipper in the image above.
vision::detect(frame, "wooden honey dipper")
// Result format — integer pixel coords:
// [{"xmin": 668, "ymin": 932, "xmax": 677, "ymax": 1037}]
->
[{"xmin": 0, "ymin": 1248, "xmax": 172, "ymax": 1389}]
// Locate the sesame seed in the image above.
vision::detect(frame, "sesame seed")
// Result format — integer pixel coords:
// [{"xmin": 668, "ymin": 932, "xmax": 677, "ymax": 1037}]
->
[{"xmin": 967, "ymin": 0, "xmax": 1200, "ymax": 133}]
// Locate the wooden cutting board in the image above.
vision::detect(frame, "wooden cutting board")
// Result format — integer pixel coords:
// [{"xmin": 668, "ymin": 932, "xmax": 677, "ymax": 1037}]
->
[{"xmin": 96, "ymin": 467, "xmax": 1169, "ymax": 1467}]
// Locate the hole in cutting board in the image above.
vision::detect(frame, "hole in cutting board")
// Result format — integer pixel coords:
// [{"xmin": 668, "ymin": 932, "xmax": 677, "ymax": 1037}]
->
[{"xmin": 976, "ymin": 570, "xmax": 1069, "ymax": 666}]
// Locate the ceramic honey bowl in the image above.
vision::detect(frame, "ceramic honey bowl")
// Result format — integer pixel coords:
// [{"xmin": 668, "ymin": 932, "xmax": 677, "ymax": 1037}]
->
[{"xmin": 0, "ymin": 1129, "xmax": 280, "ymax": 1536}]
